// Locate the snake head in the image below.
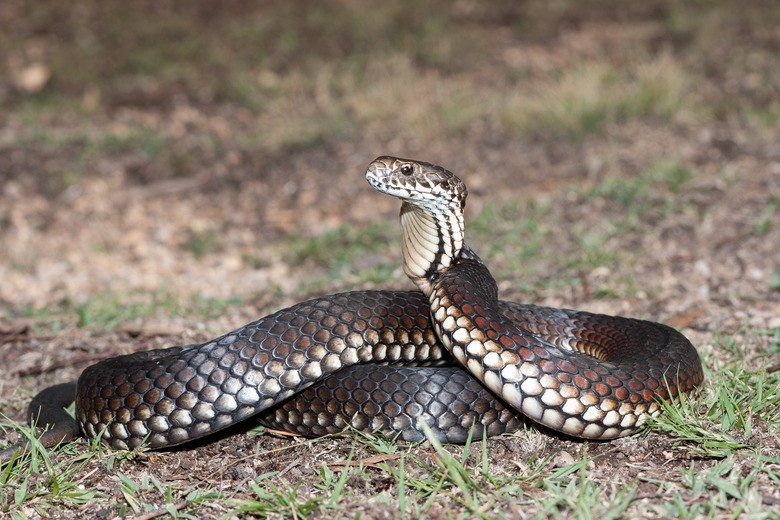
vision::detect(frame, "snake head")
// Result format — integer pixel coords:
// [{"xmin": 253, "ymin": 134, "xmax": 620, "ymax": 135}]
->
[
  {"xmin": 365, "ymin": 156, "xmax": 467, "ymax": 214},
  {"xmin": 366, "ymin": 156, "xmax": 470, "ymax": 295}
]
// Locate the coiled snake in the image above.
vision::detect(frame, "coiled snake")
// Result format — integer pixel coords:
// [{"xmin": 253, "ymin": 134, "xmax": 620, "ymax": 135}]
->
[{"xmin": 1, "ymin": 157, "xmax": 703, "ymax": 461}]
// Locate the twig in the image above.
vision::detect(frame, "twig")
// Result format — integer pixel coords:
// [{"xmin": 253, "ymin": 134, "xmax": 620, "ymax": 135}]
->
[
  {"xmin": 15, "ymin": 342, "xmax": 155, "ymax": 377},
  {"xmin": 578, "ymin": 270, "xmax": 591, "ymax": 301},
  {"xmin": 1, "ymin": 328, "xmax": 82, "ymax": 344},
  {"xmin": 131, "ymin": 500, "xmax": 188, "ymax": 520}
]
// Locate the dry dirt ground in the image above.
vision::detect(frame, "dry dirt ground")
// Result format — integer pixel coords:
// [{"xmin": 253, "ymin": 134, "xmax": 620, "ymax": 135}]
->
[{"xmin": 1, "ymin": 1, "xmax": 780, "ymax": 519}]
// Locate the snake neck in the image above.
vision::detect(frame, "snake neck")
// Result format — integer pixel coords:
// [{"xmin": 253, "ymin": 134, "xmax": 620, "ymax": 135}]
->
[{"xmin": 400, "ymin": 200, "xmax": 469, "ymax": 296}]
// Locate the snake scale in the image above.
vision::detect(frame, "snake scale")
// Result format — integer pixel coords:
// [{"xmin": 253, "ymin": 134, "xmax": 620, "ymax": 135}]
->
[{"xmin": 1, "ymin": 157, "xmax": 703, "ymax": 462}]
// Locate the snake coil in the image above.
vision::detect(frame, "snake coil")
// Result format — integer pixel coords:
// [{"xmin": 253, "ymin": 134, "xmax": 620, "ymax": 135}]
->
[{"xmin": 0, "ymin": 157, "xmax": 702, "ymax": 463}]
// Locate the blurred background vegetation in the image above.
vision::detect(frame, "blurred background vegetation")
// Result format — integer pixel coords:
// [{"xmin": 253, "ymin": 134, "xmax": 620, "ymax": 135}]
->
[
  {"xmin": 2, "ymin": 0, "xmax": 779, "ymax": 319},
  {"xmin": 3, "ymin": 0, "xmax": 778, "ymax": 188}
]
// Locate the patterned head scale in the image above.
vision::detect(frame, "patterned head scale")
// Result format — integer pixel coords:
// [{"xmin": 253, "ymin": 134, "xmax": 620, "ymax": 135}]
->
[{"xmin": 366, "ymin": 156, "xmax": 467, "ymax": 214}]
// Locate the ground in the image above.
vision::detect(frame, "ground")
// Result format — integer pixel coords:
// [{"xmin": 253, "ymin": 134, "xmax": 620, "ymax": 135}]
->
[{"xmin": 1, "ymin": 1, "xmax": 780, "ymax": 519}]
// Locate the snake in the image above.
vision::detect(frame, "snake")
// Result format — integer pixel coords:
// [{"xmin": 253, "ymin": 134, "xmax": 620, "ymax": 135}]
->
[{"xmin": 0, "ymin": 156, "xmax": 703, "ymax": 462}]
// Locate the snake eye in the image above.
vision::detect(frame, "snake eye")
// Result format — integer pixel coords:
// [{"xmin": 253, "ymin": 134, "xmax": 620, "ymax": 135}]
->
[{"xmin": 400, "ymin": 164, "xmax": 413, "ymax": 175}]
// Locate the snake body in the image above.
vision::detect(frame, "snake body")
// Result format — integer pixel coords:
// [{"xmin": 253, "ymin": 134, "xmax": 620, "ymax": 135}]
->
[
  {"xmin": 2, "ymin": 157, "xmax": 702, "ymax": 459},
  {"xmin": 76, "ymin": 290, "xmax": 523, "ymax": 448},
  {"xmin": 365, "ymin": 157, "xmax": 702, "ymax": 439}
]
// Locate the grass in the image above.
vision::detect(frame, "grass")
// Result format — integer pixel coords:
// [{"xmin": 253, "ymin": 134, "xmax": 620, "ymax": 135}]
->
[
  {"xmin": 464, "ymin": 159, "xmax": 696, "ymax": 300},
  {"xmin": 281, "ymin": 221, "xmax": 401, "ymax": 290},
  {"xmin": 642, "ymin": 331, "xmax": 780, "ymax": 519},
  {"xmin": 771, "ymin": 273, "xmax": 780, "ymax": 293},
  {"xmin": 7, "ymin": 116, "xmax": 171, "ymax": 193},
  {"xmin": 500, "ymin": 52, "xmax": 691, "ymax": 140},
  {"xmin": 113, "ymin": 472, "xmax": 221, "ymax": 519},
  {"xmin": 272, "ymin": 168, "xmax": 681, "ymax": 301},
  {"xmin": 7, "ymin": 290, "xmax": 242, "ymax": 332},
  {"xmin": 4, "ymin": 0, "xmax": 777, "ymax": 190},
  {"xmin": 0, "ymin": 0, "xmax": 706, "ymax": 169},
  {"xmin": 3, "ymin": 152, "xmax": 696, "ymax": 330},
  {"xmin": 0, "ymin": 419, "xmax": 99, "ymax": 517},
  {"xmin": 226, "ymin": 472, "xmax": 324, "ymax": 518},
  {"xmin": 580, "ymin": 160, "xmax": 695, "ymax": 228},
  {"xmin": 754, "ymin": 197, "xmax": 779, "ymax": 236},
  {"xmin": 3, "ymin": 323, "xmax": 780, "ymax": 518},
  {"xmin": 3, "ymin": 337, "xmax": 778, "ymax": 519},
  {"xmin": 4, "ymin": 0, "xmax": 771, "ymax": 206},
  {"xmin": 3, "ymin": 2, "xmax": 483, "ymax": 155},
  {"xmin": 189, "ymin": 229, "xmax": 221, "ymax": 259}
]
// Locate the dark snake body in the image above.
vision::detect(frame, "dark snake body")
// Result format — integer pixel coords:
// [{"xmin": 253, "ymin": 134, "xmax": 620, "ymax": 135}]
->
[
  {"xmin": 2, "ymin": 157, "xmax": 703, "ymax": 461},
  {"xmin": 76, "ymin": 289, "xmax": 700, "ymax": 448}
]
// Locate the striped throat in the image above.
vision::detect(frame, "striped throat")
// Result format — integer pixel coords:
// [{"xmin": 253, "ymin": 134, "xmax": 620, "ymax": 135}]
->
[{"xmin": 366, "ymin": 156, "xmax": 468, "ymax": 296}]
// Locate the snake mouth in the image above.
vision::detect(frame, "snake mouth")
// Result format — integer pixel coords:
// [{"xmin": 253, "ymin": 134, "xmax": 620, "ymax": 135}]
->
[
  {"xmin": 365, "ymin": 161, "xmax": 396, "ymax": 195},
  {"xmin": 366, "ymin": 169, "xmax": 419, "ymax": 204},
  {"xmin": 365, "ymin": 171, "xmax": 385, "ymax": 191}
]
